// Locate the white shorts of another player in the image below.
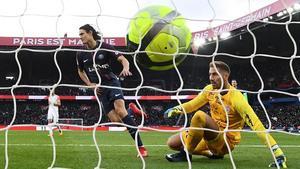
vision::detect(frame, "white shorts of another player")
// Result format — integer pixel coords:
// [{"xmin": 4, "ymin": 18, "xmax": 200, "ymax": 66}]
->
[{"xmin": 47, "ymin": 110, "xmax": 59, "ymax": 124}]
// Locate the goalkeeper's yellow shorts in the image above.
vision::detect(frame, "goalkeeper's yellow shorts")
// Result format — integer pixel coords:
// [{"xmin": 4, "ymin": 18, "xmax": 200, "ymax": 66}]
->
[{"xmin": 181, "ymin": 130, "xmax": 237, "ymax": 156}]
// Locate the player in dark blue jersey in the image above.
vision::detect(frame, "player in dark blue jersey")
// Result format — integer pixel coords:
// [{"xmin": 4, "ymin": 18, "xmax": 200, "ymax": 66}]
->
[{"xmin": 76, "ymin": 24, "xmax": 147, "ymax": 157}]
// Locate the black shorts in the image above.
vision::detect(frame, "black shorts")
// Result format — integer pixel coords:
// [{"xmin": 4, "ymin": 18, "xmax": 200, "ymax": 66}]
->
[{"xmin": 99, "ymin": 79, "xmax": 124, "ymax": 114}]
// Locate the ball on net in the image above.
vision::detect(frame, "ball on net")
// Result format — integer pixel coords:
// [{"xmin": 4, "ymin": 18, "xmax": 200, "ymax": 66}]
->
[{"xmin": 126, "ymin": 5, "xmax": 192, "ymax": 71}]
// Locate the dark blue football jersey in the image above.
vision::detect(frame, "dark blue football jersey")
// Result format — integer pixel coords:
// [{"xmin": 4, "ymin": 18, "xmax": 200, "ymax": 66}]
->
[{"xmin": 76, "ymin": 42, "xmax": 122, "ymax": 83}]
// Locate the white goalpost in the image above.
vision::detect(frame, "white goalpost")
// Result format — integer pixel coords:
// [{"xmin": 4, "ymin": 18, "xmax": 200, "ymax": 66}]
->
[{"xmin": 0, "ymin": 0, "xmax": 300, "ymax": 169}]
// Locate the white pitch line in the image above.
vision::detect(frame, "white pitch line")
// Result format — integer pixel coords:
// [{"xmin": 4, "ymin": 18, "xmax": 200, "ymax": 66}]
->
[
  {"xmin": 237, "ymin": 145, "xmax": 300, "ymax": 148},
  {"xmin": 0, "ymin": 144, "xmax": 300, "ymax": 148},
  {"xmin": 0, "ymin": 144, "xmax": 164, "ymax": 147},
  {"xmin": 50, "ymin": 168, "xmax": 105, "ymax": 169}
]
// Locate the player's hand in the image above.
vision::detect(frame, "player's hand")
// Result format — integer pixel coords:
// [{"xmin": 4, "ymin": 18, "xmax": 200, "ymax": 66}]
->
[
  {"xmin": 268, "ymin": 145, "xmax": 287, "ymax": 168},
  {"xmin": 119, "ymin": 68, "xmax": 132, "ymax": 77},
  {"xmin": 163, "ymin": 106, "xmax": 182, "ymax": 118},
  {"xmin": 88, "ymin": 83, "xmax": 102, "ymax": 95}
]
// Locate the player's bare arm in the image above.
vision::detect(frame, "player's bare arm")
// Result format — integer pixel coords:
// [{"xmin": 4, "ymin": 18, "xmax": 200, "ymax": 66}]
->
[
  {"xmin": 117, "ymin": 55, "xmax": 132, "ymax": 77},
  {"xmin": 77, "ymin": 68, "xmax": 93, "ymax": 86},
  {"xmin": 54, "ymin": 98, "xmax": 61, "ymax": 107}
]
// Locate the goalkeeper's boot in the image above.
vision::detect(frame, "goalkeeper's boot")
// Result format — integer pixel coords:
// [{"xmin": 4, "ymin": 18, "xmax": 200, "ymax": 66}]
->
[
  {"xmin": 269, "ymin": 145, "xmax": 287, "ymax": 168},
  {"xmin": 129, "ymin": 103, "xmax": 149, "ymax": 119},
  {"xmin": 268, "ymin": 155, "xmax": 287, "ymax": 168},
  {"xmin": 204, "ymin": 150, "xmax": 224, "ymax": 159},
  {"xmin": 166, "ymin": 149, "xmax": 192, "ymax": 162},
  {"xmin": 59, "ymin": 130, "xmax": 63, "ymax": 136},
  {"xmin": 137, "ymin": 146, "xmax": 148, "ymax": 157},
  {"xmin": 207, "ymin": 154, "xmax": 224, "ymax": 159}
]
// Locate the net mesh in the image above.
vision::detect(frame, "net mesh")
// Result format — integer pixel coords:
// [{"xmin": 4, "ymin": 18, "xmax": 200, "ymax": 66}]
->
[{"xmin": 0, "ymin": 0, "xmax": 300, "ymax": 169}]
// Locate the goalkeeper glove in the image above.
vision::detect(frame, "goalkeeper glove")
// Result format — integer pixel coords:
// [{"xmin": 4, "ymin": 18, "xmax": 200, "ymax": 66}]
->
[
  {"xmin": 164, "ymin": 106, "xmax": 182, "ymax": 118},
  {"xmin": 268, "ymin": 145, "xmax": 287, "ymax": 168}
]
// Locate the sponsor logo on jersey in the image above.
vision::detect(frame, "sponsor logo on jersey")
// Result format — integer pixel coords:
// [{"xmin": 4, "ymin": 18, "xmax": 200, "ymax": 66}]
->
[
  {"xmin": 96, "ymin": 64, "xmax": 109, "ymax": 69},
  {"xmin": 88, "ymin": 64, "xmax": 109, "ymax": 72},
  {"xmin": 114, "ymin": 94, "xmax": 121, "ymax": 97}
]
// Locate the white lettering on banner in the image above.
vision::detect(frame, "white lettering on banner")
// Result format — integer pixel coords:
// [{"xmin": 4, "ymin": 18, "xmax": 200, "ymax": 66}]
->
[
  {"xmin": 193, "ymin": 6, "xmax": 272, "ymax": 39},
  {"xmin": 27, "ymin": 39, "xmax": 34, "ymax": 45},
  {"xmin": 13, "ymin": 38, "xmax": 20, "ymax": 44},
  {"xmin": 10, "ymin": 37, "xmax": 121, "ymax": 46},
  {"xmin": 12, "ymin": 37, "xmax": 66, "ymax": 46},
  {"xmin": 46, "ymin": 38, "xmax": 65, "ymax": 45},
  {"xmin": 68, "ymin": 38, "xmax": 117, "ymax": 46},
  {"xmin": 103, "ymin": 38, "xmax": 116, "ymax": 45},
  {"xmin": 69, "ymin": 39, "xmax": 83, "ymax": 45},
  {"xmin": 46, "ymin": 39, "xmax": 52, "ymax": 45},
  {"xmin": 194, "ymin": 31, "xmax": 209, "ymax": 39},
  {"xmin": 37, "ymin": 39, "xmax": 44, "ymax": 45},
  {"xmin": 68, "ymin": 39, "xmax": 76, "ymax": 45},
  {"xmin": 214, "ymin": 6, "xmax": 272, "ymax": 35}
]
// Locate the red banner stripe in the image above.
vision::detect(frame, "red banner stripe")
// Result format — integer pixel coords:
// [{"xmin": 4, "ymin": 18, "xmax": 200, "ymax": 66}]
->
[{"xmin": 0, "ymin": 95, "xmax": 197, "ymax": 100}]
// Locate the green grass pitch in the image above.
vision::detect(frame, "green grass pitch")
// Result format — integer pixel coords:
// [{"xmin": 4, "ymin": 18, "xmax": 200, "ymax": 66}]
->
[{"xmin": 0, "ymin": 130, "xmax": 299, "ymax": 169}]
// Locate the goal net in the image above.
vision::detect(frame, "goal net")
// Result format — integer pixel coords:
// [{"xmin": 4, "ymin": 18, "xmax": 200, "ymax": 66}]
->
[
  {"xmin": 0, "ymin": 0, "xmax": 300, "ymax": 169},
  {"xmin": 58, "ymin": 118, "xmax": 83, "ymax": 131}
]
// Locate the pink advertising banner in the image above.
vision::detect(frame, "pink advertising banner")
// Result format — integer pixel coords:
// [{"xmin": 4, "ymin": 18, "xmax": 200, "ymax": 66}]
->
[
  {"xmin": 0, "ymin": 37, "xmax": 126, "ymax": 47},
  {"xmin": 192, "ymin": 0, "xmax": 297, "ymax": 39},
  {"xmin": 0, "ymin": 0, "xmax": 296, "ymax": 47}
]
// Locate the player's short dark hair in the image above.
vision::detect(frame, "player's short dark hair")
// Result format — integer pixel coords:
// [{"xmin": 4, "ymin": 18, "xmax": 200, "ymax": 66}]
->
[
  {"xmin": 79, "ymin": 24, "xmax": 101, "ymax": 40},
  {"xmin": 209, "ymin": 61, "xmax": 231, "ymax": 74}
]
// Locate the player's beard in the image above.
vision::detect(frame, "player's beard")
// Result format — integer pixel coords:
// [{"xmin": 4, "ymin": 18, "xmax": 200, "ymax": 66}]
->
[
  {"xmin": 211, "ymin": 79, "xmax": 226, "ymax": 90},
  {"xmin": 210, "ymin": 80, "xmax": 219, "ymax": 89}
]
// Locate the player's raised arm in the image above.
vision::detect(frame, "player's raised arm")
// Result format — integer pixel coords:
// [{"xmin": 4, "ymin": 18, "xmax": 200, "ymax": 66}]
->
[{"xmin": 234, "ymin": 91, "xmax": 287, "ymax": 168}]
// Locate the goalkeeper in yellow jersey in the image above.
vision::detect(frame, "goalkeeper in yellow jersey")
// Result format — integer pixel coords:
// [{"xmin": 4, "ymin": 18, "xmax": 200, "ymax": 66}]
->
[{"xmin": 164, "ymin": 61, "xmax": 287, "ymax": 168}]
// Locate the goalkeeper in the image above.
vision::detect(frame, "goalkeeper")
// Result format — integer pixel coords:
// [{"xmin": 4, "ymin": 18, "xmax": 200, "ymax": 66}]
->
[{"xmin": 164, "ymin": 61, "xmax": 287, "ymax": 168}]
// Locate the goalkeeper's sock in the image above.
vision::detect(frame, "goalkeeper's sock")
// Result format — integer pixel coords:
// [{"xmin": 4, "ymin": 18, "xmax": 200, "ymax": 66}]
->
[
  {"xmin": 122, "ymin": 115, "xmax": 143, "ymax": 147},
  {"xmin": 271, "ymin": 145, "xmax": 284, "ymax": 157}
]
